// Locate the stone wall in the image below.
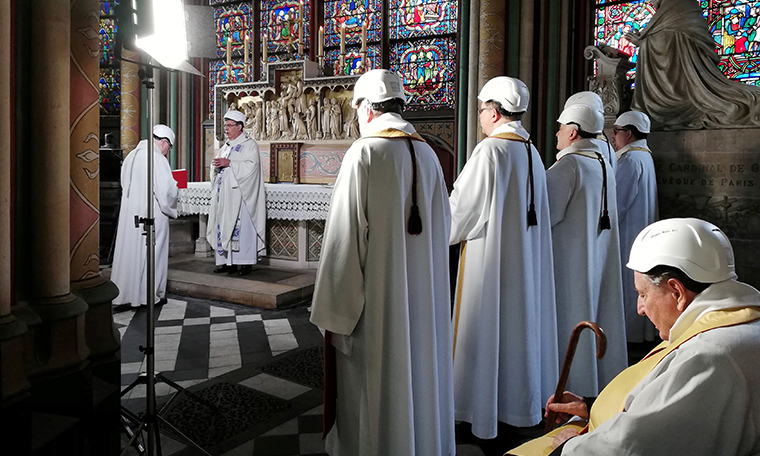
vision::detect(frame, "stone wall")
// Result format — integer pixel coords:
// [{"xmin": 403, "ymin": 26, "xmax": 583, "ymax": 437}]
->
[{"xmin": 648, "ymin": 128, "xmax": 760, "ymax": 288}]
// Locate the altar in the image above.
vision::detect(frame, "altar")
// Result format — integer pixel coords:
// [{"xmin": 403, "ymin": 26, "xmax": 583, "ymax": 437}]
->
[{"xmin": 178, "ymin": 182, "xmax": 333, "ymax": 269}]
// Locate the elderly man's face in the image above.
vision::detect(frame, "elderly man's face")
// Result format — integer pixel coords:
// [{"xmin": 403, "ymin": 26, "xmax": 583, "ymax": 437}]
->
[
  {"xmin": 556, "ymin": 123, "xmax": 576, "ymax": 151},
  {"xmin": 224, "ymin": 120, "xmax": 243, "ymax": 140},
  {"xmin": 634, "ymin": 272, "xmax": 683, "ymax": 340}
]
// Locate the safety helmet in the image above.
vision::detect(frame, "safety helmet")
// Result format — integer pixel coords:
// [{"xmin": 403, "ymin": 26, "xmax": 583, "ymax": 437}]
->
[
  {"xmin": 153, "ymin": 124, "xmax": 175, "ymax": 147},
  {"xmin": 351, "ymin": 69, "xmax": 406, "ymax": 108},
  {"xmin": 224, "ymin": 110, "xmax": 246, "ymax": 124},
  {"xmin": 557, "ymin": 104, "xmax": 604, "ymax": 134},
  {"xmin": 564, "ymin": 91, "xmax": 604, "ymax": 113},
  {"xmin": 627, "ymin": 218, "xmax": 737, "ymax": 283},
  {"xmin": 477, "ymin": 76, "xmax": 530, "ymax": 113},
  {"xmin": 615, "ymin": 111, "xmax": 651, "ymax": 134}
]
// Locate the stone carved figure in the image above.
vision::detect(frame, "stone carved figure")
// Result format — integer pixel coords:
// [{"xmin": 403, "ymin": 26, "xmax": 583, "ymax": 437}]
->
[
  {"xmin": 628, "ymin": 0, "xmax": 760, "ymax": 129},
  {"xmin": 330, "ymin": 98, "xmax": 343, "ymax": 140},
  {"xmin": 321, "ymin": 98, "xmax": 332, "ymax": 139},
  {"xmin": 306, "ymin": 98, "xmax": 318, "ymax": 140},
  {"xmin": 293, "ymin": 111, "xmax": 309, "ymax": 140},
  {"xmin": 343, "ymin": 104, "xmax": 360, "ymax": 139},
  {"xmin": 252, "ymin": 102, "xmax": 264, "ymax": 140}
]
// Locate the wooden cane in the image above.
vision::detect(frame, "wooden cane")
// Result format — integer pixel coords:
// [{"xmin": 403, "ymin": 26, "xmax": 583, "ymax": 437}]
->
[{"xmin": 544, "ymin": 321, "xmax": 607, "ymax": 433}]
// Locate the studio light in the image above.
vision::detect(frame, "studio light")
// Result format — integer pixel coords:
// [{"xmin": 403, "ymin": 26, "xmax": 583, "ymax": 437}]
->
[{"xmin": 135, "ymin": 0, "xmax": 189, "ymax": 69}]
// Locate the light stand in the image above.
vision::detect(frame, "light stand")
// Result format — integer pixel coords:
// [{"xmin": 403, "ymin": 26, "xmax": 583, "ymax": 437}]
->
[{"xmin": 118, "ymin": 62, "xmax": 214, "ymax": 456}]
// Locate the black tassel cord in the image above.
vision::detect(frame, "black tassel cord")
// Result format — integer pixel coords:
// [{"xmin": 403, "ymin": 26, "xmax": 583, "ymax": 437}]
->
[
  {"xmin": 404, "ymin": 138, "xmax": 423, "ymax": 235},
  {"xmin": 524, "ymin": 141, "xmax": 538, "ymax": 227},
  {"xmin": 595, "ymin": 152, "xmax": 611, "ymax": 230}
]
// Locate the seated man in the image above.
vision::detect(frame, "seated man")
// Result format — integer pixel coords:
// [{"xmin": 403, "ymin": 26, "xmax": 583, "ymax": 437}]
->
[{"xmin": 508, "ymin": 217, "xmax": 760, "ymax": 456}]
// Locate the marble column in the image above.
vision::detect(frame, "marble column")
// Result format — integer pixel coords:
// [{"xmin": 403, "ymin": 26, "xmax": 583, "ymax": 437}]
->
[
  {"xmin": 69, "ymin": 0, "xmax": 119, "ymax": 361},
  {"xmin": 121, "ymin": 50, "xmax": 141, "ymax": 155},
  {"xmin": 0, "ymin": 0, "xmax": 30, "ymax": 402},
  {"xmin": 29, "ymin": 0, "xmax": 89, "ymax": 373}
]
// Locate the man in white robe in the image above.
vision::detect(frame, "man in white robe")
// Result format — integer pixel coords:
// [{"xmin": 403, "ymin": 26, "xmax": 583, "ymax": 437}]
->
[
  {"xmin": 310, "ymin": 69, "xmax": 455, "ymax": 456},
  {"xmin": 111, "ymin": 125, "xmax": 178, "ymax": 307},
  {"xmin": 548, "ymin": 103, "xmax": 628, "ymax": 397},
  {"xmin": 563, "ymin": 91, "xmax": 616, "ymax": 174},
  {"xmin": 206, "ymin": 110, "xmax": 266, "ymax": 276},
  {"xmin": 509, "ymin": 218, "xmax": 760, "ymax": 456},
  {"xmin": 612, "ymin": 111, "xmax": 658, "ymax": 343},
  {"xmin": 449, "ymin": 76, "xmax": 559, "ymax": 439}
]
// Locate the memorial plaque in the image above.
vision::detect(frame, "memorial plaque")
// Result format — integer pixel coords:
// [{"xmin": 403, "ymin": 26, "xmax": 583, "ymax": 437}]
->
[{"xmin": 648, "ymin": 128, "xmax": 760, "ymax": 288}]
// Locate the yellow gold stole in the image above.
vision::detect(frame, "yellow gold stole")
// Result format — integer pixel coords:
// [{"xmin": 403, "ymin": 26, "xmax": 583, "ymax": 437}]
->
[{"xmin": 365, "ymin": 128, "xmax": 426, "ymax": 141}]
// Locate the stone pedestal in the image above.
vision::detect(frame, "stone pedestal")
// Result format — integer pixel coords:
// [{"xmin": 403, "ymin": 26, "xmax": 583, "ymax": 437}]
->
[{"xmin": 648, "ymin": 128, "xmax": 760, "ymax": 288}]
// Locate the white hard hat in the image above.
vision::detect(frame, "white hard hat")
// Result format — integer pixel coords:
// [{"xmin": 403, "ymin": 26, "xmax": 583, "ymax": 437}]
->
[
  {"xmin": 351, "ymin": 69, "xmax": 406, "ymax": 108},
  {"xmin": 627, "ymin": 218, "xmax": 737, "ymax": 283},
  {"xmin": 153, "ymin": 124, "xmax": 175, "ymax": 147},
  {"xmin": 224, "ymin": 110, "xmax": 246, "ymax": 124},
  {"xmin": 615, "ymin": 111, "xmax": 651, "ymax": 134},
  {"xmin": 564, "ymin": 91, "xmax": 604, "ymax": 113},
  {"xmin": 477, "ymin": 76, "xmax": 530, "ymax": 112},
  {"xmin": 557, "ymin": 104, "xmax": 604, "ymax": 134}
]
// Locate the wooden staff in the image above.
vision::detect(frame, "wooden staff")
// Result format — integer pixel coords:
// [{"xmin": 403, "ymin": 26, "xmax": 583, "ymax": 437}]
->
[{"xmin": 544, "ymin": 321, "xmax": 607, "ymax": 433}]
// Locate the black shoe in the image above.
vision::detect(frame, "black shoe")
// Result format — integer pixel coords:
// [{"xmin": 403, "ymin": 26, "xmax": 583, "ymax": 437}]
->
[
  {"xmin": 238, "ymin": 265, "xmax": 252, "ymax": 276},
  {"xmin": 213, "ymin": 265, "xmax": 232, "ymax": 273},
  {"xmin": 156, "ymin": 298, "xmax": 168, "ymax": 306},
  {"xmin": 226, "ymin": 265, "xmax": 239, "ymax": 274}
]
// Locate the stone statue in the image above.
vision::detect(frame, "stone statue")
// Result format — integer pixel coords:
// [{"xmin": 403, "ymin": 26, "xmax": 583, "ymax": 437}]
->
[
  {"xmin": 628, "ymin": 0, "xmax": 760, "ymax": 129},
  {"xmin": 306, "ymin": 98, "xmax": 318, "ymax": 140},
  {"xmin": 321, "ymin": 98, "xmax": 332, "ymax": 139},
  {"xmin": 343, "ymin": 104, "xmax": 360, "ymax": 139},
  {"xmin": 330, "ymin": 98, "xmax": 343, "ymax": 140},
  {"xmin": 293, "ymin": 111, "xmax": 309, "ymax": 140}
]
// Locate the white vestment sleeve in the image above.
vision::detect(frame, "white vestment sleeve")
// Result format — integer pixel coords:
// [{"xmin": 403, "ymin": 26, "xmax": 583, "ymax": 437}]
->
[
  {"xmin": 563, "ymin": 350, "xmax": 753, "ymax": 455},
  {"xmin": 449, "ymin": 144, "xmax": 495, "ymax": 244},
  {"xmin": 546, "ymin": 158, "xmax": 577, "ymax": 227},
  {"xmin": 310, "ymin": 145, "xmax": 370, "ymax": 336},
  {"xmin": 154, "ymin": 154, "xmax": 178, "ymax": 219}
]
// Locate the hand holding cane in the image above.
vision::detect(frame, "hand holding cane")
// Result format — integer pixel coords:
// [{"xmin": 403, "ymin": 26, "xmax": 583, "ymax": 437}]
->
[{"xmin": 544, "ymin": 321, "xmax": 607, "ymax": 433}]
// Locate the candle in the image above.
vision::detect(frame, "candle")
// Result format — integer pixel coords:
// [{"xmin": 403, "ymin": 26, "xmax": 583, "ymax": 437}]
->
[
  {"xmin": 244, "ymin": 34, "xmax": 249, "ymax": 80},
  {"xmin": 318, "ymin": 26, "xmax": 324, "ymax": 57},
  {"xmin": 298, "ymin": 1, "xmax": 304, "ymax": 56},
  {"xmin": 263, "ymin": 33, "xmax": 268, "ymax": 63},
  {"xmin": 361, "ymin": 22, "xmax": 367, "ymax": 53},
  {"xmin": 226, "ymin": 33, "xmax": 232, "ymax": 68},
  {"xmin": 340, "ymin": 23, "xmax": 345, "ymax": 55}
]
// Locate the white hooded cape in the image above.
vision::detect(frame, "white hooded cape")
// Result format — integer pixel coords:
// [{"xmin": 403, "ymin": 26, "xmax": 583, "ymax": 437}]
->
[
  {"xmin": 310, "ymin": 112, "xmax": 455, "ymax": 456},
  {"xmin": 449, "ymin": 122, "xmax": 559, "ymax": 436},
  {"xmin": 615, "ymin": 139, "xmax": 658, "ymax": 342},
  {"xmin": 547, "ymin": 138, "xmax": 628, "ymax": 397},
  {"xmin": 111, "ymin": 140, "xmax": 178, "ymax": 305}
]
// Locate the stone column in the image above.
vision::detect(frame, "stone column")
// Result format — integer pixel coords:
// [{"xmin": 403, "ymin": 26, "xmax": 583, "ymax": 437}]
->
[
  {"xmin": 477, "ymin": 0, "xmax": 506, "ymax": 142},
  {"xmin": 121, "ymin": 50, "xmax": 141, "ymax": 154},
  {"xmin": 0, "ymin": 0, "xmax": 30, "ymax": 402},
  {"xmin": 69, "ymin": 0, "xmax": 119, "ymax": 361},
  {"xmin": 29, "ymin": 0, "xmax": 89, "ymax": 373}
]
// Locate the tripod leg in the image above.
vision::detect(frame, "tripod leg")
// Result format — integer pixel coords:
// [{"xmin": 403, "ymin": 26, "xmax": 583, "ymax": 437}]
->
[
  {"xmin": 156, "ymin": 373, "xmax": 219, "ymax": 413},
  {"xmin": 157, "ymin": 415, "xmax": 212, "ymax": 456},
  {"xmin": 121, "ymin": 372, "xmax": 148, "ymax": 398},
  {"xmin": 121, "ymin": 419, "xmax": 146, "ymax": 456}
]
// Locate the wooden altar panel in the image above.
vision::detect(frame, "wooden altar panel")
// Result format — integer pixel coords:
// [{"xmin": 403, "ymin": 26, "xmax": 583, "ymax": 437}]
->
[{"xmin": 270, "ymin": 142, "xmax": 302, "ymax": 183}]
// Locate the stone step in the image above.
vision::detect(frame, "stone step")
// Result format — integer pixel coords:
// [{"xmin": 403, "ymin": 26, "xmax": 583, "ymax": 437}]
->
[{"xmin": 167, "ymin": 255, "xmax": 315, "ymax": 309}]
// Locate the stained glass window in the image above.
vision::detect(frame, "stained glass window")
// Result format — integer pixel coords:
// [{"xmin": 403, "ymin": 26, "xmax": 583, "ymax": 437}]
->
[
  {"xmin": 388, "ymin": 0, "xmax": 458, "ymax": 111},
  {"xmin": 99, "ymin": 1, "xmax": 120, "ymax": 115},
  {"xmin": 210, "ymin": 2, "xmax": 254, "ymax": 115},
  {"xmin": 262, "ymin": 0, "xmax": 312, "ymax": 62},
  {"xmin": 323, "ymin": 0, "xmax": 380, "ymax": 75},
  {"xmin": 595, "ymin": 0, "xmax": 760, "ymax": 86},
  {"xmin": 99, "ymin": 18, "xmax": 119, "ymax": 67},
  {"xmin": 99, "ymin": 68, "xmax": 121, "ymax": 115}
]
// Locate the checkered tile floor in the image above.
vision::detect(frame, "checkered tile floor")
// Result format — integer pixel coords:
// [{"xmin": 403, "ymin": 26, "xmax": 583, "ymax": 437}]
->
[
  {"xmin": 117, "ymin": 294, "xmax": 486, "ymax": 456},
  {"xmin": 117, "ymin": 294, "xmax": 327, "ymax": 456}
]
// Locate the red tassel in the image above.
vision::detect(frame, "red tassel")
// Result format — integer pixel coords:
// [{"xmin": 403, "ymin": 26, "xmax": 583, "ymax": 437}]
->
[{"xmin": 408, "ymin": 205, "xmax": 422, "ymax": 235}]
